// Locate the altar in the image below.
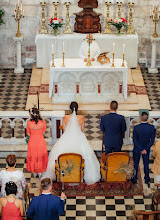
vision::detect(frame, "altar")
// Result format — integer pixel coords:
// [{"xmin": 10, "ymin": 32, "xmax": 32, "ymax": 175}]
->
[
  {"xmin": 49, "ymin": 58, "xmax": 128, "ymax": 103},
  {"xmin": 36, "ymin": 33, "xmax": 138, "ymax": 69}
]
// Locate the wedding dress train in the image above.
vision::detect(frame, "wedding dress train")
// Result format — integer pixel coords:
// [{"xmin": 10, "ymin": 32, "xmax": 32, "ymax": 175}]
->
[{"xmin": 42, "ymin": 111, "xmax": 100, "ymax": 185}]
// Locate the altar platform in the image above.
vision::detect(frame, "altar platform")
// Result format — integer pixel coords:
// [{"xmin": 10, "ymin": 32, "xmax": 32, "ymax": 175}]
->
[{"xmin": 25, "ymin": 64, "xmax": 151, "ymax": 112}]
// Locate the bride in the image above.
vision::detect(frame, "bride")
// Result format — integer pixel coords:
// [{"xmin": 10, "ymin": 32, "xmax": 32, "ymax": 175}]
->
[{"xmin": 42, "ymin": 102, "xmax": 100, "ymax": 185}]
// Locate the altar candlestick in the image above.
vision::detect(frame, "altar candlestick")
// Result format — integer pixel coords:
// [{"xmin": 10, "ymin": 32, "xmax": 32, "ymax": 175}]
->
[
  {"xmin": 113, "ymin": 43, "xmax": 115, "ymax": 53},
  {"xmin": 18, "ymin": 0, "xmax": 20, "ymax": 6},
  {"xmin": 52, "ymin": 44, "xmax": 54, "ymax": 53},
  {"xmin": 123, "ymin": 44, "xmax": 125, "ymax": 53}
]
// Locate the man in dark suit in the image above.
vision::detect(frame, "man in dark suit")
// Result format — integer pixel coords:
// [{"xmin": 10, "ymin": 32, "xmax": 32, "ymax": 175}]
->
[
  {"xmin": 132, "ymin": 112, "xmax": 156, "ymax": 187},
  {"xmin": 27, "ymin": 178, "xmax": 66, "ymax": 220},
  {"xmin": 100, "ymin": 101, "xmax": 126, "ymax": 155}
]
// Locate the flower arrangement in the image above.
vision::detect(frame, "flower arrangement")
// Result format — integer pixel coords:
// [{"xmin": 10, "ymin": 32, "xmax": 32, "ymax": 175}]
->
[
  {"xmin": 48, "ymin": 17, "xmax": 64, "ymax": 35},
  {"xmin": 108, "ymin": 18, "xmax": 128, "ymax": 35}
]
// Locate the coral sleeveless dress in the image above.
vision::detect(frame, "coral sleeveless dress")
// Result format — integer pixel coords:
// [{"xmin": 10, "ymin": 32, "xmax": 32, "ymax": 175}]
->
[
  {"xmin": 26, "ymin": 120, "xmax": 48, "ymax": 173},
  {"xmin": 2, "ymin": 199, "xmax": 22, "ymax": 220}
]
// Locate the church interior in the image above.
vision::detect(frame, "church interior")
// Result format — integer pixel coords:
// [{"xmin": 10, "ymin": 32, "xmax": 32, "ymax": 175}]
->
[{"xmin": 1, "ymin": 0, "xmax": 160, "ymax": 219}]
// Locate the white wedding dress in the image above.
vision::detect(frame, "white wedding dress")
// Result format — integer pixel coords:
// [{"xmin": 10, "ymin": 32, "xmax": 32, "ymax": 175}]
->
[{"xmin": 42, "ymin": 111, "xmax": 100, "ymax": 185}]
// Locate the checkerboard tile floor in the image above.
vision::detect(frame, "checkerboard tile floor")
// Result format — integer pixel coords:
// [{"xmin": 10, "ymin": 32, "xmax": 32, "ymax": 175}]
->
[
  {"xmin": 0, "ymin": 157, "xmax": 156, "ymax": 219},
  {"xmin": 141, "ymin": 68, "xmax": 160, "ymax": 111},
  {"xmin": 0, "ymin": 69, "xmax": 31, "ymax": 111}
]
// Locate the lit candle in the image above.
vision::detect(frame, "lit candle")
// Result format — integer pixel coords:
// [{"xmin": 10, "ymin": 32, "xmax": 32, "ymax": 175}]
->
[
  {"xmin": 123, "ymin": 44, "xmax": 125, "ymax": 54},
  {"xmin": 63, "ymin": 41, "xmax": 65, "ymax": 52},
  {"xmin": 113, "ymin": 43, "xmax": 115, "ymax": 53}
]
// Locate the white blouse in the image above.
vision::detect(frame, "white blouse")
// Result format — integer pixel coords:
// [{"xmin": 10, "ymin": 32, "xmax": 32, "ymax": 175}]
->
[{"xmin": 0, "ymin": 170, "xmax": 26, "ymax": 199}]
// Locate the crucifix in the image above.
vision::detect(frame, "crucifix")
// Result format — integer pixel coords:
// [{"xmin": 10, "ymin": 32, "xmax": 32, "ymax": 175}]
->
[{"xmin": 85, "ymin": 33, "xmax": 95, "ymax": 67}]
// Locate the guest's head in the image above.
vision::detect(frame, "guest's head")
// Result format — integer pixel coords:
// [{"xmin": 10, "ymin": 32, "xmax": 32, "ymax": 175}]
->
[
  {"xmin": 140, "ymin": 112, "xmax": 149, "ymax": 122},
  {"xmin": 110, "ymin": 101, "xmax": 118, "ymax": 112},
  {"xmin": 29, "ymin": 107, "xmax": 43, "ymax": 124},
  {"xmin": 6, "ymin": 154, "xmax": 16, "ymax": 168},
  {"xmin": 5, "ymin": 181, "xmax": 17, "ymax": 196},
  {"xmin": 41, "ymin": 178, "xmax": 52, "ymax": 192},
  {"xmin": 70, "ymin": 102, "xmax": 78, "ymax": 114}
]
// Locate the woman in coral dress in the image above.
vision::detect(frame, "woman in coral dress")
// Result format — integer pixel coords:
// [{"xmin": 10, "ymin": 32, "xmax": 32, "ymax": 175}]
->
[
  {"xmin": 26, "ymin": 108, "xmax": 48, "ymax": 178},
  {"xmin": 0, "ymin": 181, "xmax": 24, "ymax": 220}
]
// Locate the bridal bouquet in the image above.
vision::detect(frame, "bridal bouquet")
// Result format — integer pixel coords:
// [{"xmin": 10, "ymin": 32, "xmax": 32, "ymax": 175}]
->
[
  {"xmin": 108, "ymin": 18, "xmax": 128, "ymax": 35},
  {"xmin": 49, "ymin": 18, "xmax": 64, "ymax": 36}
]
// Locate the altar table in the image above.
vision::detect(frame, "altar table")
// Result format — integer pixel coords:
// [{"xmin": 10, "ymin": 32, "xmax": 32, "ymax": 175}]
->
[
  {"xmin": 36, "ymin": 33, "xmax": 138, "ymax": 69},
  {"xmin": 49, "ymin": 58, "xmax": 128, "ymax": 103}
]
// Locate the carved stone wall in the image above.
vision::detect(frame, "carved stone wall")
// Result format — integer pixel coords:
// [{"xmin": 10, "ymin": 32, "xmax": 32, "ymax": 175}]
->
[{"xmin": 0, "ymin": 0, "xmax": 159, "ymax": 68}]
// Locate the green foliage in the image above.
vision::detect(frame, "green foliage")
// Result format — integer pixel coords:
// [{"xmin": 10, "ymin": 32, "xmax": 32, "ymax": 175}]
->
[{"xmin": 0, "ymin": 10, "xmax": 4, "ymax": 26}]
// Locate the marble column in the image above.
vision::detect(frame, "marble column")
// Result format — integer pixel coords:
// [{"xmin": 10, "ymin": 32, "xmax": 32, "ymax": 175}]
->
[
  {"xmin": 148, "ymin": 36, "xmax": 160, "ymax": 74},
  {"xmin": 13, "ymin": 36, "xmax": 24, "ymax": 74}
]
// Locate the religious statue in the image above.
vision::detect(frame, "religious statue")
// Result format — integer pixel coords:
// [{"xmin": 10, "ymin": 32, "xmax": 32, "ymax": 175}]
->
[{"xmin": 79, "ymin": 34, "xmax": 100, "ymax": 62}]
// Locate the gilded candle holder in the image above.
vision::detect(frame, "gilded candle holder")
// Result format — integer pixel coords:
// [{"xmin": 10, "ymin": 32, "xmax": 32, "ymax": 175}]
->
[
  {"xmin": 150, "ymin": 6, "xmax": 160, "ymax": 38},
  {"xmin": 111, "ymin": 53, "xmax": 115, "ymax": 67},
  {"xmin": 103, "ymin": 2, "xmax": 112, "ymax": 34},
  {"xmin": 127, "ymin": 2, "xmax": 135, "ymax": 34},
  {"xmin": 39, "ymin": 2, "xmax": 48, "ymax": 34},
  {"xmin": 62, "ymin": 52, "xmax": 65, "ymax": 67},
  {"xmin": 52, "ymin": 2, "xmax": 60, "ymax": 34},
  {"xmin": 121, "ymin": 54, "xmax": 125, "ymax": 67},
  {"xmin": 51, "ymin": 54, "xmax": 55, "ymax": 67},
  {"xmin": 14, "ymin": 5, "xmax": 24, "ymax": 37},
  {"xmin": 63, "ymin": 2, "xmax": 73, "ymax": 34}
]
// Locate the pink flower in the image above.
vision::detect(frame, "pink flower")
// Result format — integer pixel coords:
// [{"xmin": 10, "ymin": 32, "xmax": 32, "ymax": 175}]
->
[
  {"xmin": 57, "ymin": 19, "xmax": 61, "ymax": 22},
  {"xmin": 114, "ymin": 19, "xmax": 119, "ymax": 23}
]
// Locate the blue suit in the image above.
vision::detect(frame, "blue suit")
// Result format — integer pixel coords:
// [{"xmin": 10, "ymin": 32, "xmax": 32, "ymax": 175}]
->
[
  {"xmin": 133, "ymin": 122, "xmax": 156, "ymax": 183},
  {"xmin": 26, "ymin": 194, "xmax": 65, "ymax": 220},
  {"xmin": 100, "ymin": 112, "xmax": 126, "ymax": 155}
]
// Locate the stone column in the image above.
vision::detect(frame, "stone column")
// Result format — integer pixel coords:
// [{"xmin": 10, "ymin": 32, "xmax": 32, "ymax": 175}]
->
[
  {"xmin": 148, "ymin": 36, "xmax": 160, "ymax": 74},
  {"xmin": 13, "ymin": 36, "xmax": 24, "ymax": 74}
]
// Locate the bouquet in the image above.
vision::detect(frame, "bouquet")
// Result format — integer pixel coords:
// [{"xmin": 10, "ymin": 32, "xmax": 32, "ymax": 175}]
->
[
  {"xmin": 48, "ymin": 18, "xmax": 64, "ymax": 35},
  {"xmin": 108, "ymin": 18, "xmax": 128, "ymax": 35}
]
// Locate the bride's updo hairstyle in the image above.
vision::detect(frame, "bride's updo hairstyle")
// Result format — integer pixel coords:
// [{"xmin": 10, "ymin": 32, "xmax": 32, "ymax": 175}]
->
[
  {"xmin": 70, "ymin": 102, "xmax": 78, "ymax": 114},
  {"xmin": 29, "ymin": 107, "xmax": 43, "ymax": 124}
]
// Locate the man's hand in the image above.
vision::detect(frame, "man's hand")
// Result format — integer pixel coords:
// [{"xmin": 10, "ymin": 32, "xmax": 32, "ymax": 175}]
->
[
  {"xmin": 60, "ymin": 192, "xmax": 66, "ymax": 200},
  {"xmin": 84, "ymin": 58, "xmax": 87, "ymax": 62},
  {"xmin": 141, "ymin": 149, "xmax": 147, "ymax": 155},
  {"xmin": 91, "ymin": 58, "xmax": 95, "ymax": 61}
]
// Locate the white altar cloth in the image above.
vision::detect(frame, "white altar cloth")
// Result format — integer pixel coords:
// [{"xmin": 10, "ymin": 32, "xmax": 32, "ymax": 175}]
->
[
  {"xmin": 49, "ymin": 58, "xmax": 128, "ymax": 103},
  {"xmin": 36, "ymin": 33, "xmax": 138, "ymax": 69}
]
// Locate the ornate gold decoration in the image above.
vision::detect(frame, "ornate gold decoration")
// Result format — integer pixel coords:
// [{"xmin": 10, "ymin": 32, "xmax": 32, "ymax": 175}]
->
[
  {"xmin": 103, "ymin": 2, "xmax": 112, "ymax": 34},
  {"xmin": 51, "ymin": 2, "xmax": 60, "ymax": 34},
  {"xmin": 86, "ymin": 34, "xmax": 93, "ymax": 67},
  {"xmin": 63, "ymin": 2, "xmax": 73, "ymax": 34},
  {"xmin": 51, "ymin": 54, "xmax": 55, "ymax": 67},
  {"xmin": 121, "ymin": 53, "xmax": 125, "ymax": 67},
  {"xmin": 111, "ymin": 52, "xmax": 115, "ymax": 67},
  {"xmin": 150, "ymin": 5, "xmax": 160, "ymax": 38},
  {"xmin": 127, "ymin": 3, "xmax": 135, "ymax": 34},
  {"xmin": 39, "ymin": 2, "xmax": 48, "ymax": 34},
  {"xmin": 62, "ymin": 52, "xmax": 65, "ymax": 67},
  {"xmin": 14, "ymin": 4, "xmax": 24, "ymax": 37},
  {"xmin": 97, "ymin": 52, "xmax": 110, "ymax": 64}
]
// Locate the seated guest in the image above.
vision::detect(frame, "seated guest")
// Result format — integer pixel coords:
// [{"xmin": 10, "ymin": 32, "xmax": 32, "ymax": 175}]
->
[
  {"xmin": 27, "ymin": 178, "xmax": 66, "ymax": 220},
  {"xmin": 0, "ymin": 154, "xmax": 26, "ymax": 199},
  {"xmin": 100, "ymin": 101, "xmax": 126, "ymax": 155},
  {"xmin": 152, "ymin": 142, "xmax": 160, "ymax": 184},
  {"xmin": 0, "ymin": 181, "xmax": 24, "ymax": 220}
]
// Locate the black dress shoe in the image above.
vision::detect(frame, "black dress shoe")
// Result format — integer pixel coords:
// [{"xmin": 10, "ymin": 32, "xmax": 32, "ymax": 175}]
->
[{"xmin": 147, "ymin": 182, "xmax": 150, "ymax": 188}]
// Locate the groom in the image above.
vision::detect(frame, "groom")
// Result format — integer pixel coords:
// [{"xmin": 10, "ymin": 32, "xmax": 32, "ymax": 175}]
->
[{"xmin": 100, "ymin": 101, "xmax": 126, "ymax": 155}]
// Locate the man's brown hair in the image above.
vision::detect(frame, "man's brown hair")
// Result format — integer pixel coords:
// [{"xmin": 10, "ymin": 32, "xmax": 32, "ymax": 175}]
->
[
  {"xmin": 141, "ymin": 112, "xmax": 148, "ymax": 122},
  {"xmin": 6, "ymin": 154, "xmax": 16, "ymax": 167},
  {"xmin": 110, "ymin": 101, "xmax": 118, "ymax": 111},
  {"xmin": 41, "ymin": 178, "xmax": 52, "ymax": 190}
]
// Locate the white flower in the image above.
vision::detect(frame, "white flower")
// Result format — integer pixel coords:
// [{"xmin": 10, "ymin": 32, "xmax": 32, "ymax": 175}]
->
[{"xmin": 53, "ymin": 20, "xmax": 59, "ymax": 24}]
